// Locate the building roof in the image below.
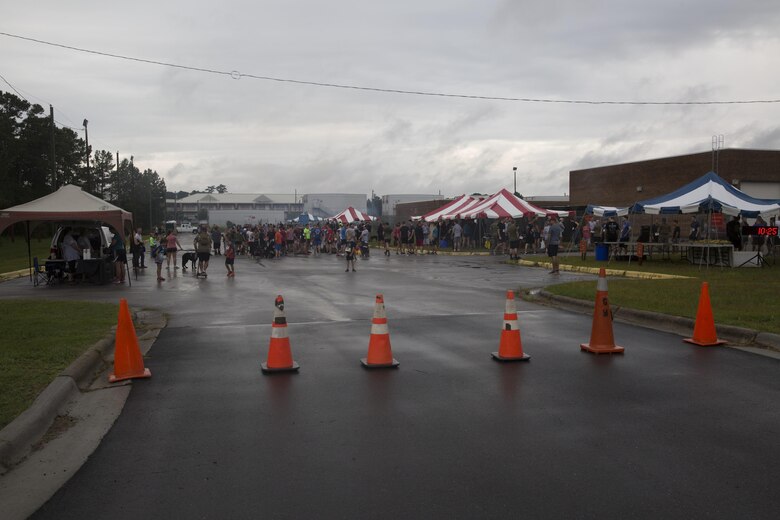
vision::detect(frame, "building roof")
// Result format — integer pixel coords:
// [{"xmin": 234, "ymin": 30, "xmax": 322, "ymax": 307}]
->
[{"xmin": 168, "ymin": 193, "xmax": 298, "ymax": 204}]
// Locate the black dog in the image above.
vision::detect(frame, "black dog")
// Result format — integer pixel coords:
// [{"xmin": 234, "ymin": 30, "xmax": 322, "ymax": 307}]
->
[{"xmin": 181, "ymin": 251, "xmax": 197, "ymax": 272}]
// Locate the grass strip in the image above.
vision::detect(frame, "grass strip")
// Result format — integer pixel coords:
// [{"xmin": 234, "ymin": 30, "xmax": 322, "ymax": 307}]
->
[
  {"xmin": 0, "ymin": 237, "xmax": 51, "ymax": 274},
  {"xmin": 534, "ymin": 256, "xmax": 780, "ymax": 334},
  {"xmin": 0, "ymin": 299, "xmax": 118, "ymax": 429}
]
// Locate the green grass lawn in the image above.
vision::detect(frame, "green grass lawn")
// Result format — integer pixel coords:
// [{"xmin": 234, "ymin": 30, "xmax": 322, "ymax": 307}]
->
[
  {"xmin": 526, "ymin": 255, "xmax": 780, "ymax": 334},
  {"xmin": 0, "ymin": 299, "xmax": 118, "ymax": 429},
  {"xmin": 0, "ymin": 236, "xmax": 52, "ymax": 274}
]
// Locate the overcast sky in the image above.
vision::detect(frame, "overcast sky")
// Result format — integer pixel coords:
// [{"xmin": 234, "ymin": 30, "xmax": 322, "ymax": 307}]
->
[{"xmin": 2, "ymin": 1, "xmax": 779, "ymax": 198}]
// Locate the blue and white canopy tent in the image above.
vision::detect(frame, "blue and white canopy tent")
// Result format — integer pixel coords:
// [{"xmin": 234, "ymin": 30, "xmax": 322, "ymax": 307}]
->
[
  {"xmin": 291, "ymin": 213, "xmax": 322, "ymax": 224},
  {"xmin": 631, "ymin": 172, "xmax": 780, "ymax": 218}
]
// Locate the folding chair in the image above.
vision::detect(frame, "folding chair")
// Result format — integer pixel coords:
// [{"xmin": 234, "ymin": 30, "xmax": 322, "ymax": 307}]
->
[{"xmin": 32, "ymin": 257, "xmax": 50, "ymax": 286}]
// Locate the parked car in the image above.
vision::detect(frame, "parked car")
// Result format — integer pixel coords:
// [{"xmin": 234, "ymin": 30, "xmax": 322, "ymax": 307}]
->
[{"xmin": 176, "ymin": 222, "xmax": 197, "ymax": 234}]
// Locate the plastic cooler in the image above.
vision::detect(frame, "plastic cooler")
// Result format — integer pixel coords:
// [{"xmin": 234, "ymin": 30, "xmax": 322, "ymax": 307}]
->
[{"xmin": 595, "ymin": 243, "xmax": 609, "ymax": 261}]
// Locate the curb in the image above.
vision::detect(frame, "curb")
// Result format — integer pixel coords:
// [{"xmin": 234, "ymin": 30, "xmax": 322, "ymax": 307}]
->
[
  {"xmin": 513, "ymin": 259, "xmax": 689, "ymax": 280},
  {"xmin": 0, "ymin": 269, "xmax": 30, "ymax": 283},
  {"xmin": 0, "ymin": 308, "xmax": 166, "ymax": 474},
  {"xmin": 528, "ymin": 290, "xmax": 780, "ymax": 354}
]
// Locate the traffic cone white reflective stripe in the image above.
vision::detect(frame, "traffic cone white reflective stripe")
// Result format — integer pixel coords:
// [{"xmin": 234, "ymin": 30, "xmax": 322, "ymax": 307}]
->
[
  {"xmin": 503, "ymin": 294, "xmax": 519, "ymax": 331},
  {"xmin": 261, "ymin": 295, "xmax": 300, "ymax": 373},
  {"xmin": 271, "ymin": 323, "xmax": 289, "ymax": 338},
  {"xmin": 361, "ymin": 294, "xmax": 399, "ymax": 368},
  {"xmin": 370, "ymin": 318, "xmax": 389, "ymax": 336},
  {"xmin": 492, "ymin": 290, "xmax": 530, "ymax": 362}
]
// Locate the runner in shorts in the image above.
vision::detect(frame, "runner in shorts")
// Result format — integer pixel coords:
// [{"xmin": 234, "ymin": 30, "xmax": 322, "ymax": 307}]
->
[
  {"xmin": 547, "ymin": 216, "xmax": 564, "ymax": 274},
  {"xmin": 225, "ymin": 242, "xmax": 235, "ymax": 277}
]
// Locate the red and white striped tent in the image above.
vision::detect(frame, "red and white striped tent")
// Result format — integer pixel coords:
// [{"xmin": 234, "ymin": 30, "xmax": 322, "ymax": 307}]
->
[
  {"xmin": 418, "ymin": 194, "xmax": 485, "ymax": 222},
  {"xmin": 330, "ymin": 207, "xmax": 375, "ymax": 224},
  {"xmin": 455, "ymin": 189, "xmax": 570, "ymax": 220}
]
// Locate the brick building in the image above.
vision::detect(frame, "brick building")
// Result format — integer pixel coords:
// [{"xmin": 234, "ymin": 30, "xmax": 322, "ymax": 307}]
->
[{"xmin": 569, "ymin": 148, "xmax": 780, "ymax": 208}]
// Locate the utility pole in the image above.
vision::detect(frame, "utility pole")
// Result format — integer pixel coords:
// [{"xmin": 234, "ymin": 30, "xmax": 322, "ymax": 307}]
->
[
  {"xmin": 83, "ymin": 119, "xmax": 90, "ymax": 186},
  {"xmin": 711, "ymin": 135, "xmax": 724, "ymax": 174},
  {"xmin": 49, "ymin": 105, "xmax": 56, "ymax": 189}
]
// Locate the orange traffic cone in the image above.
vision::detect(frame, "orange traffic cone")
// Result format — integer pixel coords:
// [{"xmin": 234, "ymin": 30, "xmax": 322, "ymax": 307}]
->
[
  {"xmin": 492, "ymin": 290, "xmax": 530, "ymax": 362},
  {"xmin": 361, "ymin": 294, "xmax": 399, "ymax": 368},
  {"xmin": 683, "ymin": 282, "xmax": 726, "ymax": 347},
  {"xmin": 261, "ymin": 295, "xmax": 300, "ymax": 373},
  {"xmin": 580, "ymin": 268, "xmax": 625, "ymax": 354},
  {"xmin": 109, "ymin": 298, "xmax": 152, "ymax": 383}
]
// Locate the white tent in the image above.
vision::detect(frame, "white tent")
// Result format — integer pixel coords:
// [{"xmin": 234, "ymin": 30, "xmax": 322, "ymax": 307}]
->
[
  {"xmin": 454, "ymin": 189, "xmax": 571, "ymax": 220},
  {"xmin": 330, "ymin": 207, "xmax": 375, "ymax": 224},
  {"xmin": 0, "ymin": 184, "xmax": 134, "ymax": 236},
  {"xmin": 419, "ymin": 195, "xmax": 483, "ymax": 222}
]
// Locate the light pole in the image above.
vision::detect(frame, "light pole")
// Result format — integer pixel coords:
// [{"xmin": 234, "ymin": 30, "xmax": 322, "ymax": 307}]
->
[
  {"xmin": 83, "ymin": 119, "xmax": 90, "ymax": 186},
  {"xmin": 513, "ymin": 166, "xmax": 517, "ymax": 195}
]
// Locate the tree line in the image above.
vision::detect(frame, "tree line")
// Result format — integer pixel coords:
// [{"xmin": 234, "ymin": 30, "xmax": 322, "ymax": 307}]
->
[{"xmin": 0, "ymin": 90, "xmax": 167, "ymax": 231}]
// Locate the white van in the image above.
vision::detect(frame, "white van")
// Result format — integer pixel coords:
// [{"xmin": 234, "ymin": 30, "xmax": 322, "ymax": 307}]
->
[{"xmin": 50, "ymin": 224, "xmax": 114, "ymax": 260}]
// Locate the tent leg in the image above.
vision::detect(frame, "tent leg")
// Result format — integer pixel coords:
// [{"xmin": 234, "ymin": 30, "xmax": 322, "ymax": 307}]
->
[{"xmin": 26, "ymin": 221, "xmax": 32, "ymax": 282}]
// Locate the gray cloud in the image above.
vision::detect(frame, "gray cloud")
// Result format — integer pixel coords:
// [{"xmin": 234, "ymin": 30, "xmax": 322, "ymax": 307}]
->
[{"xmin": 2, "ymin": 0, "xmax": 779, "ymax": 199}]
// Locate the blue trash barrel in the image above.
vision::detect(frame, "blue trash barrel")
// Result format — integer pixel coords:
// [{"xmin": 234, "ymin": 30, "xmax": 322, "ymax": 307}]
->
[{"xmin": 595, "ymin": 243, "xmax": 609, "ymax": 261}]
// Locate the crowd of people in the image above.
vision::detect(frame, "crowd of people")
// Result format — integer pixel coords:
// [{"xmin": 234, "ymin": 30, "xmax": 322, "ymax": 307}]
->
[{"xmin": 105, "ymin": 212, "xmax": 778, "ymax": 285}]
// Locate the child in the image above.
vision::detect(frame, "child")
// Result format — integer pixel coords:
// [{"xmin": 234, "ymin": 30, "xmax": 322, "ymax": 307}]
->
[
  {"xmin": 154, "ymin": 234, "xmax": 166, "ymax": 282},
  {"xmin": 225, "ymin": 243, "xmax": 235, "ymax": 277}
]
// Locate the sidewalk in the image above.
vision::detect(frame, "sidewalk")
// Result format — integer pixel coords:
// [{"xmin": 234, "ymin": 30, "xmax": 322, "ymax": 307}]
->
[{"xmin": 0, "ymin": 307, "xmax": 166, "ymax": 520}]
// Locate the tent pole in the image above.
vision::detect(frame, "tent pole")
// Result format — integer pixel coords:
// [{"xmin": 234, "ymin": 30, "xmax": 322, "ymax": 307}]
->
[{"xmin": 27, "ymin": 221, "xmax": 32, "ymax": 282}]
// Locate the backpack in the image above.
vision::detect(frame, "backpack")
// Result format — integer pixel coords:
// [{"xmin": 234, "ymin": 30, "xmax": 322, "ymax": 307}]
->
[{"xmin": 198, "ymin": 233, "xmax": 210, "ymax": 247}]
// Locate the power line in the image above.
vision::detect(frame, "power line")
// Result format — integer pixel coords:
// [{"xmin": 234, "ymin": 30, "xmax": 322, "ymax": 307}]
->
[
  {"xmin": 0, "ymin": 71, "xmax": 78, "ymax": 130},
  {"xmin": 2, "ymin": 30, "xmax": 779, "ymax": 106},
  {"xmin": 0, "ymin": 71, "xmax": 120, "ymax": 156}
]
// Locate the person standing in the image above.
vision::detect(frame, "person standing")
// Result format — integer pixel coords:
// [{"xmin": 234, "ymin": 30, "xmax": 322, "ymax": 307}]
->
[
  {"xmin": 689, "ymin": 216, "xmax": 700, "ymax": 242},
  {"xmin": 165, "ymin": 229, "xmax": 182, "ymax": 270},
  {"xmin": 225, "ymin": 242, "xmax": 235, "ymax": 277},
  {"xmin": 153, "ymin": 234, "xmax": 166, "ymax": 282},
  {"xmin": 507, "ymin": 219, "xmax": 519, "ymax": 260},
  {"xmin": 360, "ymin": 225, "xmax": 370, "ymax": 258},
  {"xmin": 149, "ymin": 234, "xmax": 158, "ymax": 265},
  {"xmin": 547, "ymin": 216, "xmax": 564, "ymax": 274},
  {"xmin": 345, "ymin": 223, "xmax": 357, "ymax": 271},
  {"xmin": 195, "ymin": 226, "xmax": 212, "ymax": 277},
  {"xmin": 581, "ymin": 218, "xmax": 592, "ymax": 249},
  {"xmin": 619, "ymin": 216, "xmax": 632, "ymax": 252},
  {"xmin": 428, "ymin": 222, "xmax": 439, "ymax": 255},
  {"xmin": 110, "ymin": 230, "xmax": 127, "ymax": 284},
  {"xmin": 604, "ymin": 217, "xmax": 619, "ymax": 243},
  {"xmin": 399, "ymin": 221, "xmax": 410, "ymax": 255},
  {"xmin": 62, "ymin": 230, "xmax": 82, "ymax": 283},
  {"xmin": 752, "ymin": 216, "xmax": 767, "ymax": 253},
  {"xmin": 726, "ymin": 215, "xmax": 742, "ymax": 251},
  {"xmin": 303, "ymin": 224, "xmax": 312, "ymax": 254},
  {"xmin": 452, "ymin": 220, "xmax": 463, "ymax": 252},
  {"xmin": 413, "ymin": 221, "xmax": 424, "ymax": 254},
  {"xmin": 274, "ymin": 226, "xmax": 283, "ymax": 258},
  {"xmin": 312, "ymin": 224, "xmax": 322, "ymax": 255},
  {"xmin": 132, "ymin": 228, "xmax": 145, "ymax": 270},
  {"xmin": 211, "ymin": 226, "xmax": 222, "ymax": 256}
]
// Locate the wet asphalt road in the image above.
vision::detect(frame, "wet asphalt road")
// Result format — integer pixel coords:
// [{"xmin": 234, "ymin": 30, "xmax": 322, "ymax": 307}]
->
[{"xmin": 3, "ymin": 252, "xmax": 778, "ymax": 519}]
